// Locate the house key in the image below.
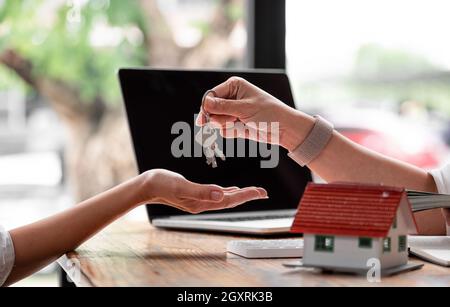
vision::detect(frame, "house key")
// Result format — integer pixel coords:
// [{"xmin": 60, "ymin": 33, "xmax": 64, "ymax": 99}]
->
[{"xmin": 195, "ymin": 90, "xmax": 225, "ymax": 168}]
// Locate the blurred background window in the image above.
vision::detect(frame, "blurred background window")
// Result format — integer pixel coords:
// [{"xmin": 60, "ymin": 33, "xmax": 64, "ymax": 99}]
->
[
  {"xmin": 0, "ymin": 0, "xmax": 248, "ymax": 286},
  {"xmin": 286, "ymin": 0, "xmax": 450, "ymax": 170}
]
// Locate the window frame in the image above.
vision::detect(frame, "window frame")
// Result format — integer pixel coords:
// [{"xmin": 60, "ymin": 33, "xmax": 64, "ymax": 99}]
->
[
  {"xmin": 358, "ymin": 237, "xmax": 373, "ymax": 249},
  {"xmin": 398, "ymin": 235, "xmax": 407, "ymax": 252},
  {"xmin": 247, "ymin": 0, "xmax": 286, "ymax": 69},
  {"xmin": 383, "ymin": 237, "xmax": 391, "ymax": 253},
  {"xmin": 314, "ymin": 235, "xmax": 335, "ymax": 252}
]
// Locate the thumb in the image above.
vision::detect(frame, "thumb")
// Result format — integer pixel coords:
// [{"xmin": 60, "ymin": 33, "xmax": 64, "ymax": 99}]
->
[
  {"xmin": 180, "ymin": 182, "xmax": 224, "ymax": 202},
  {"xmin": 204, "ymin": 96, "xmax": 245, "ymax": 117}
]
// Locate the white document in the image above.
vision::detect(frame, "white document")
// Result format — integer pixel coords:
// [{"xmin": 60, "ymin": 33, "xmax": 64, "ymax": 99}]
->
[{"xmin": 408, "ymin": 236, "xmax": 450, "ymax": 267}]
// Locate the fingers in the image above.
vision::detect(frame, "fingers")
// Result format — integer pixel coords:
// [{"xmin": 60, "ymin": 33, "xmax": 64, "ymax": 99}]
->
[
  {"xmin": 209, "ymin": 115, "xmax": 238, "ymax": 128},
  {"xmin": 188, "ymin": 188, "xmax": 268, "ymax": 213},
  {"xmin": 196, "ymin": 77, "xmax": 251, "ymax": 127},
  {"xmin": 178, "ymin": 182, "xmax": 225, "ymax": 202},
  {"xmin": 203, "ymin": 96, "xmax": 246, "ymax": 117},
  {"xmin": 211, "ymin": 76, "xmax": 244, "ymax": 100},
  {"xmin": 195, "ymin": 111, "xmax": 208, "ymax": 126},
  {"xmin": 220, "ymin": 187, "xmax": 269, "ymax": 209},
  {"xmin": 223, "ymin": 186, "xmax": 240, "ymax": 192},
  {"xmin": 195, "ymin": 112, "xmax": 237, "ymax": 128},
  {"xmin": 256, "ymin": 187, "xmax": 269, "ymax": 198},
  {"xmin": 219, "ymin": 122, "xmax": 260, "ymax": 142},
  {"xmin": 179, "ymin": 186, "xmax": 268, "ymax": 214},
  {"xmin": 221, "ymin": 187, "xmax": 267, "ymax": 197},
  {"xmin": 179, "ymin": 183, "xmax": 266, "ymax": 203}
]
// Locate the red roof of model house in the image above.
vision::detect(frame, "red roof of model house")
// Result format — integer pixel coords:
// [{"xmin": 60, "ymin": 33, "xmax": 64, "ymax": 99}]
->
[{"xmin": 291, "ymin": 183, "xmax": 418, "ymax": 237}]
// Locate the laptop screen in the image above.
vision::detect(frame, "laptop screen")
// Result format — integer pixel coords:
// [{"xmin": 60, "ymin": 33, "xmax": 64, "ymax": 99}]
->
[{"xmin": 119, "ymin": 69, "xmax": 312, "ymax": 220}]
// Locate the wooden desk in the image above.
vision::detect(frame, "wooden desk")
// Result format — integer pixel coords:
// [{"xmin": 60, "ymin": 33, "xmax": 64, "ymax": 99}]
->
[{"xmin": 58, "ymin": 220, "xmax": 450, "ymax": 287}]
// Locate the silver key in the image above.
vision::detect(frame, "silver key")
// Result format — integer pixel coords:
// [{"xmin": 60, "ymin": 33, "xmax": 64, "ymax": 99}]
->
[
  {"xmin": 195, "ymin": 90, "xmax": 226, "ymax": 168},
  {"xmin": 195, "ymin": 120, "xmax": 219, "ymax": 167}
]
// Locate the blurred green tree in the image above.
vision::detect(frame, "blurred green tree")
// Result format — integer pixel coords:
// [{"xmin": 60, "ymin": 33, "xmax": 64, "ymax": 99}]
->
[
  {"xmin": 296, "ymin": 43, "xmax": 450, "ymax": 115},
  {"xmin": 0, "ymin": 0, "xmax": 242, "ymax": 201},
  {"xmin": 354, "ymin": 43, "xmax": 437, "ymax": 78}
]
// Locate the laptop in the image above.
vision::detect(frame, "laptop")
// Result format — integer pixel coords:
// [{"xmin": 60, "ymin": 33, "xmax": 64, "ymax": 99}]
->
[{"xmin": 119, "ymin": 68, "xmax": 312, "ymax": 235}]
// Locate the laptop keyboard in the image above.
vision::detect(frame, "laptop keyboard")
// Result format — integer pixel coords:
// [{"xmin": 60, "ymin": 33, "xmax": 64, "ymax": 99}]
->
[{"xmin": 199, "ymin": 214, "xmax": 294, "ymax": 222}]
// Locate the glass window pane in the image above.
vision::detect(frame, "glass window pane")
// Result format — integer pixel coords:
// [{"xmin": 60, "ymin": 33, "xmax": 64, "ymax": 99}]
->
[
  {"xmin": 315, "ymin": 235, "xmax": 334, "ymax": 252},
  {"xmin": 359, "ymin": 237, "xmax": 372, "ymax": 249},
  {"xmin": 286, "ymin": 0, "xmax": 450, "ymax": 170},
  {"xmin": 155, "ymin": 0, "xmax": 248, "ymax": 69},
  {"xmin": 399, "ymin": 235, "xmax": 407, "ymax": 252},
  {"xmin": 383, "ymin": 237, "xmax": 391, "ymax": 253},
  {"xmin": 0, "ymin": 0, "xmax": 248, "ymax": 287}
]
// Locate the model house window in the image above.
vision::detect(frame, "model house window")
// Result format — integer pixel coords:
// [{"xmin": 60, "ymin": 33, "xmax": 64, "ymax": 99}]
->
[
  {"xmin": 315, "ymin": 235, "xmax": 334, "ymax": 252},
  {"xmin": 398, "ymin": 235, "xmax": 407, "ymax": 252},
  {"xmin": 383, "ymin": 237, "xmax": 391, "ymax": 253},
  {"xmin": 358, "ymin": 237, "xmax": 372, "ymax": 249}
]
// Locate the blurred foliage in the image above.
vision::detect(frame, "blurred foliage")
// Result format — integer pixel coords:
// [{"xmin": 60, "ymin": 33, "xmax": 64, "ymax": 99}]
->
[
  {"xmin": 0, "ymin": 65, "xmax": 27, "ymax": 91},
  {"xmin": 354, "ymin": 44, "xmax": 437, "ymax": 77},
  {"xmin": 297, "ymin": 44, "xmax": 450, "ymax": 116},
  {"xmin": 298, "ymin": 80, "xmax": 450, "ymax": 115},
  {"xmin": 0, "ymin": 0, "xmax": 148, "ymax": 104},
  {"xmin": 226, "ymin": 1, "xmax": 244, "ymax": 21}
]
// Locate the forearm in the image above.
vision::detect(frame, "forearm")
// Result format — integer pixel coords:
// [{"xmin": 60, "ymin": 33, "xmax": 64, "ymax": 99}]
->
[
  {"xmin": 311, "ymin": 131, "xmax": 437, "ymax": 192},
  {"xmin": 5, "ymin": 175, "xmax": 145, "ymax": 286},
  {"xmin": 283, "ymin": 110, "xmax": 437, "ymax": 192}
]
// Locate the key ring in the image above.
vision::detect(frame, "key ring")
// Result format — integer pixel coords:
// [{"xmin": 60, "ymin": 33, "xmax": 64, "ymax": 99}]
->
[{"xmin": 201, "ymin": 90, "xmax": 217, "ymax": 119}]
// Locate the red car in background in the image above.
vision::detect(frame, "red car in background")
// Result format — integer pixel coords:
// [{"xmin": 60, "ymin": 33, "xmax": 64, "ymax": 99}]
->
[{"xmin": 320, "ymin": 108, "xmax": 449, "ymax": 170}]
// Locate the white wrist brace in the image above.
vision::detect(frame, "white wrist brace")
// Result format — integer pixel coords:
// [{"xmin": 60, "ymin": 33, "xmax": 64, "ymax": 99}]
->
[{"xmin": 288, "ymin": 115, "xmax": 334, "ymax": 167}]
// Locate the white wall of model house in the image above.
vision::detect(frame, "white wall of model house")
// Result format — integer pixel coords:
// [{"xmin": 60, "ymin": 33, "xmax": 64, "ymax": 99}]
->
[
  {"xmin": 303, "ymin": 234, "xmax": 383, "ymax": 270},
  {"xmin": 379, "ymin": 201, "xmax": 410, "ymax": 269},
  {"xmin": 303, "ymin": 199, "xmax": 410, "ymax": 270}
]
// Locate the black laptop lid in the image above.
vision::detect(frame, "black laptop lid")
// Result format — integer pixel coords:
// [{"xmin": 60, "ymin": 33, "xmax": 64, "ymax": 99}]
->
[{"xmin": 119, "ymin": 69, "xmax": 312, "ymax": 220}]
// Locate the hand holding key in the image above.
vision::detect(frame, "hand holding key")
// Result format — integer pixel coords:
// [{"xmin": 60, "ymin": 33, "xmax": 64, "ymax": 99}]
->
[
  {"xmin": 195, "ymin": 90, "xmax": 226, "ymax": 168},
  {"xmin": 195, "ymin": 77, "xmax": 315, "ymax": 152}
]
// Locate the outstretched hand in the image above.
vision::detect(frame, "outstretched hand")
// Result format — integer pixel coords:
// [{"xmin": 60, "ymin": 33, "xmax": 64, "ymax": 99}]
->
[{"xmin": 141, "ymin": 169, "xmax": 268, "ymax": 214}]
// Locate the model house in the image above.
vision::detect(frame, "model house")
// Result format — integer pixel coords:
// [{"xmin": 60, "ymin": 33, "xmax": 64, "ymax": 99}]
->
[{"xmin": 291, "ymin": 183, "xmax": 418, "ymax": 272}]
